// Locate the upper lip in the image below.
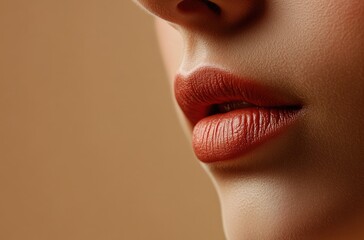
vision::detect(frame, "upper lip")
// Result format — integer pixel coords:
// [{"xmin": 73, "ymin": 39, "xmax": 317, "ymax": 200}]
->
[{"xmin": 174, "ymin": 67, "xmax": 301, "ymax": 125}]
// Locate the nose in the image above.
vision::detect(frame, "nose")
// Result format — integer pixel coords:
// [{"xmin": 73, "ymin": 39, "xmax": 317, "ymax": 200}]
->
[{"xmin": 135, "ymin": 0, "xmax": 263, "ymax": 33}]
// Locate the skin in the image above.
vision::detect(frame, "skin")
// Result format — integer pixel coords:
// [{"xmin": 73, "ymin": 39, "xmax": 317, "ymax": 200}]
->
[{"xmin": 134, "ymin": 0, "xmax": 364, "ymax": 239}]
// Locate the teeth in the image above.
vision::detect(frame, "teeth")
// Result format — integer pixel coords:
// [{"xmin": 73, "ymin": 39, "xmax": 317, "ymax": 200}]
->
[{"xmin": 218, "ymin": 101, "xmax": 254, "ymax": 113}]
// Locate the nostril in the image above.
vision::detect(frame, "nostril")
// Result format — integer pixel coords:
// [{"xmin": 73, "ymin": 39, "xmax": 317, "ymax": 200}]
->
[
  {"xmin": 174, "ymin": 0, "xmax": 262, "ymax": 32},
  {"xmin": 201, "ymin": 0, "xmax": 221, "ymax": 15},
  {"xmin": 177, "ymin": 0, "xmax": 221, "ymax": 16}
]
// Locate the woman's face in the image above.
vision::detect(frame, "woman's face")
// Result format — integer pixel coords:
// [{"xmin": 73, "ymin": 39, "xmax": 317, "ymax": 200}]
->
[{"xmin": 135, "ymin": 0, "xmax": 364, "ymax": 239}]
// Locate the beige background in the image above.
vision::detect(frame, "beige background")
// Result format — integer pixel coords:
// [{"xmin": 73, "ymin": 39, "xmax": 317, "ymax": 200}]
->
[{"xmin": 0, "ymin": 1, "xmax": 225, "ymax": 239}]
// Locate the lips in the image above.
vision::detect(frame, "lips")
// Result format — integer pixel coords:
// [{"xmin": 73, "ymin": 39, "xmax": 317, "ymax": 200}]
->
[{"xmin": 174, "ymin": 67, "xmax": 301, "ymax": 163}]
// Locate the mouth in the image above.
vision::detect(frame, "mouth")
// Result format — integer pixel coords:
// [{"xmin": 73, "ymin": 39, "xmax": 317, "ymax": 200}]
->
[{"xmin": 174, "ymin": 67, "xmax": 302, "ymax": 163}]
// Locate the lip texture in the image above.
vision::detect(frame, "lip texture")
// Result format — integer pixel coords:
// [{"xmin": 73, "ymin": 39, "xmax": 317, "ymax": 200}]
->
[{"xmin": 174, "ymin": 67, "xmax": 301, "ymax": 163}]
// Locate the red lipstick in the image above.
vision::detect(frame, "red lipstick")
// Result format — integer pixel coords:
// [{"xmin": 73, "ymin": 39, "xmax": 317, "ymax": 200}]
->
[{"xmin": 174, "ymin": 67, "xmax": 301, "ymax": 163}]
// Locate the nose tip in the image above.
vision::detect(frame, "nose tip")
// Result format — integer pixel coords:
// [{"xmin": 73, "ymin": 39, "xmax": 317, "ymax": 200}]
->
[{"xmin": 136, "ymin": 0, "xmax": 261, "ymax": 33}]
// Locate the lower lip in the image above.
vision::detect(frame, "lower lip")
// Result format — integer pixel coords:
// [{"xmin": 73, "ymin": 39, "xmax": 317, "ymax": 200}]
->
[{"xmin": 192, "ymin": 107, "xmax": 300, "ymax": 163}]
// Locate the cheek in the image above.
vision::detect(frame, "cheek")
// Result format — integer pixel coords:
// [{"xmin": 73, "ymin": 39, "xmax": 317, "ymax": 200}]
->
[
  {"xmin": 291, "ymin": 0, "xmax": 364, "ymax": 85},
  {"xmin": 273, "ymin": 1, "xmax": 364, "ymax": 147},
  {"xmin": 294, "ymin": 0, "xmax": 364, "ymax": 142}
]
